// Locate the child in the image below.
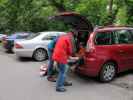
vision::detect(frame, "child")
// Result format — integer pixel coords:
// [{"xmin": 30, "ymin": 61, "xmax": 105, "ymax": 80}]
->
[
  {"xmin": 68, "ymin": 43, "xmax": 85, "ymax": 71},
  {"xmin": 39, "ymin": 36, "xmax": 59, "ymax": 81}
]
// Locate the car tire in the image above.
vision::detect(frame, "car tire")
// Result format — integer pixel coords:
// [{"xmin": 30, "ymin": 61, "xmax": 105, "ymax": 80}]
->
[
  {"xmin": 33, "ymin": 48, "xmax": 48, "ymax": 61},
  {"xmin": 99, "ymin": 62, "xmax": 116, "ymax": 82}
]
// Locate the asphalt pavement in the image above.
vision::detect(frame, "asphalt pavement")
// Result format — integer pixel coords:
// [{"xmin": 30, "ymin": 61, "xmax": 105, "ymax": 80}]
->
[{"xmin": 0, "ymin": 46, "xmax": 133, "ymax": 100}]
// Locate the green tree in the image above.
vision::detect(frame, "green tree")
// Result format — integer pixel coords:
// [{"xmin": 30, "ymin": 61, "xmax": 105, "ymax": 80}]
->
[{"xmin": 0, "ymin": 0, "xmax": 132, "ymax": 34}]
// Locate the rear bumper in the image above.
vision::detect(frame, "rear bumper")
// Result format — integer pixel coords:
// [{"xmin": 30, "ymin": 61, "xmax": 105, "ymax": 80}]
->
[
  {"xmin": 76, "ymin": 66, "xmax": 98, "ymax": 77},
  {"xmin": 14, "ymin": 48, "xmax": 34, "ymax": 57},
  {"xmin": 76, "ymin": 57, "xmax": 103, "ymax": 77}
]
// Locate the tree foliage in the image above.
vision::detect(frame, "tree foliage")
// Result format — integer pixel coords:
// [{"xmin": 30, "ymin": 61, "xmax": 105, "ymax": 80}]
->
[{"xmin": 0, "ymin": 0, "xmax": 132, "ymax": 34}]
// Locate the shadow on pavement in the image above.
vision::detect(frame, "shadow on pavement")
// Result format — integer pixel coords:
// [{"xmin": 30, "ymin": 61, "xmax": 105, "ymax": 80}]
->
[
  {"xmin": 69, "ymin": 71, "xmax": 99, "ymax": 84},
  {"xmin": 5, "ymin": 50, "xmax": 14, "ymax": 54},
  {"xmin": 17, "ymin": 57, "xmax": 36, "ymax": 62},
  {"xmin": 116, "ymin": 70, "xmax": 133, "ymax": 78},
  {"xmin": 70, "ymin": 70, "xmax": 133, "ymax": 86},
  {"xmin": 111, "ymin": 70, "xmax": 133, "ymax": 91}
]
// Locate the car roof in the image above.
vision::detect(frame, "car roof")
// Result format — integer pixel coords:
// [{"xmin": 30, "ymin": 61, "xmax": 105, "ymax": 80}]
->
[
  {"xmin": 39, "ymin": 31, "xmax": 66, "ymax": 34},
  {"xmin": 26, "ymin": 31, "xmax": 66, "ymax": 40}
]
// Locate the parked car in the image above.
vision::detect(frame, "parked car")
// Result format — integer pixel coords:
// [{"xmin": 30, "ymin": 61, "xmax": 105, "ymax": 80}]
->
[
  {"xmin": 2, "ymin": 32, "xmax": 32, "ymax": 52},
  {"xmin": 0, "ymin": 34, "xmax": 7, "ymax": 42},
  {"xmin": 14, "ymin": 31, "xmax": 66, "ymax": 61},
  {"xmin": 51, "ymin": 12, "xmax": 133, "ymax": 82}
]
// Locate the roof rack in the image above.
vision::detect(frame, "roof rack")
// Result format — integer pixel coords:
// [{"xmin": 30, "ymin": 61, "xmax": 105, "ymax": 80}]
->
[
  {"xmin": 105, "ymin": 25, "xmax": 133, "ymax": 27},
  {"xmin": 93, "ymin": 25, "xmax": 133, "ymax": 31}
]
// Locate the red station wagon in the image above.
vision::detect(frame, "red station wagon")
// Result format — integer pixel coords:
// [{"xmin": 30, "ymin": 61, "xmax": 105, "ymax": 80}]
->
[{"xmin": 51, "ymin": 12, "xmax": 133, "ymax": 82}]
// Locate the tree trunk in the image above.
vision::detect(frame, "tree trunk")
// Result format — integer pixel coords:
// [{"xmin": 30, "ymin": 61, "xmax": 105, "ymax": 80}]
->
[
  {"xmin": 106, "ymin": 0, "xmax": 114, "ymax": 25},
  {"xmin": 108, "ymin": 0, "xmax": 113, "ymax": 15}
]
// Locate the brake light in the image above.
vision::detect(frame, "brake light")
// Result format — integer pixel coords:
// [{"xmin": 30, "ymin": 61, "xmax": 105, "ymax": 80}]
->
[{"xmin": 15, "ymin": 43, "xmax": 23, "ymax": 49}]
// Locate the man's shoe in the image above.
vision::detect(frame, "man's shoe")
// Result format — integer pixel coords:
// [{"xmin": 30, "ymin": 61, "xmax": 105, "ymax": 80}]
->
[
  {"xmin": 64, "ymin": 81, "xmax": 72, "ymax": 86},
  {"xmin": 56, "ymin": 88, "xmax": 66, "ymax": 92},
  {"xmin": 47, "ymin": 77, "xmax": 56, "ymax": 82}
]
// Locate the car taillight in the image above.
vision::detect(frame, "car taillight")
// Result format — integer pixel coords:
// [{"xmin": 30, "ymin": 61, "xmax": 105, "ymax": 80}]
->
[{"xmin": 15, "ymin": 43, "xmax": 23, "ymax": 49}]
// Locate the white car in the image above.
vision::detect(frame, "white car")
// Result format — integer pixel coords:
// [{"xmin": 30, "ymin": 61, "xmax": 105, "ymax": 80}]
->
[{"xmin": 14, "ymin": 31, "xmax": 66, "ymax": 61}]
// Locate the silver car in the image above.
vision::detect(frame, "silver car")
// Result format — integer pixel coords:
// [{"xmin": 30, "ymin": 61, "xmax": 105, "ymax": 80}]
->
[{"xmin": 14, "ymin": 31, "xmax": 66, "ymax": 61}]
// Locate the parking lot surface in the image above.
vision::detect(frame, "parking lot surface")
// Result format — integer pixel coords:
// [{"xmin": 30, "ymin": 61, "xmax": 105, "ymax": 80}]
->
[{"xmin": 0, "ymin": 46, "xmax": 133, "ymax": 100}]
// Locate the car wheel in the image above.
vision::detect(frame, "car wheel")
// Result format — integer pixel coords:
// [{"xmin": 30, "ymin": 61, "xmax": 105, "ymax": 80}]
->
[
  {"xmin": 99, "ymin": 62, "xmax": 116, "ymax": 82},
  {"xmin": 33, "ymin": 48, "xmax": 47, "ymax": 61}
]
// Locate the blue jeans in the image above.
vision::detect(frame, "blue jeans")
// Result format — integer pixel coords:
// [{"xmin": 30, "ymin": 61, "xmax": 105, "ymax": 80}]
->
[
  {"xmin": 56, "ymin": 63, "xmax": 68, "ymax": 89},
  {"xmin": 47, "ymin": 50, "xmax": 54, "ymax": 77}
]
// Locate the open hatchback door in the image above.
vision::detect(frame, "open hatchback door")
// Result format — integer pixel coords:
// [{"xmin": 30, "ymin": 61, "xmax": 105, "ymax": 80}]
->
[{"xmin": 49, "ymin": 12, "xmax": 93, "ymax": 32}]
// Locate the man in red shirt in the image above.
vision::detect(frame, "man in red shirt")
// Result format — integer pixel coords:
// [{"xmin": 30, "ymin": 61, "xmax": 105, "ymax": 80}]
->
[{"xmin": 52, "ymin": 31, "xmax": 78, "ymax": 92}]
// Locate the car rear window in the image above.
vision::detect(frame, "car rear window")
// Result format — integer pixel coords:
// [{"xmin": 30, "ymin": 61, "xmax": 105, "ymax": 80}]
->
[{"xmin": 114, "ymin": 29, "xmax": 133, "ymax": 44}]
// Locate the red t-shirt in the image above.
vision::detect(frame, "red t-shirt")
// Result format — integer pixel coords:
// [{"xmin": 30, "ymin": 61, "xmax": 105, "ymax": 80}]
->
[{"xmin": 52, "ymin": 32, "xmax": 73, "ymax": 64}]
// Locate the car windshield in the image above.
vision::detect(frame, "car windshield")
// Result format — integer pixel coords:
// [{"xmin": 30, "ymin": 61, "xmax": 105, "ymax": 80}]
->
[{"xmin": 26, "ymin": 33, "xmax": 40, "ymax": 40}]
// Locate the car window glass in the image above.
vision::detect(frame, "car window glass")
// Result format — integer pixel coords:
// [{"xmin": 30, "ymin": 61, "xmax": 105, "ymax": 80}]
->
[
  {"xmin": 42, "ymin": 35, "xmax": 57, "ymax": 40},
  {"xmin": 42, "ymin": 33, "xmax": 58, "ymax": 40},
  {"xmin": 114, "ymin": 30, "xmax": 133, "ymax": 44},
  {"xmin": 16, "ymin": 35, "xmax": 21, "ymax": 39},
  {"xmin": 16, "ymin": 35, "xmax": 28, "ymax": 39},
  {"xmin": 129, "ymin": 30, "xmax": 133, "ymax": 43},
  {"xmin": 95, "ymin": 32, "xmax": 112, "ymax": 45},
  {"xmin": 26, "ymin": 33, "xmax": 40, "ymax": 40}
]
